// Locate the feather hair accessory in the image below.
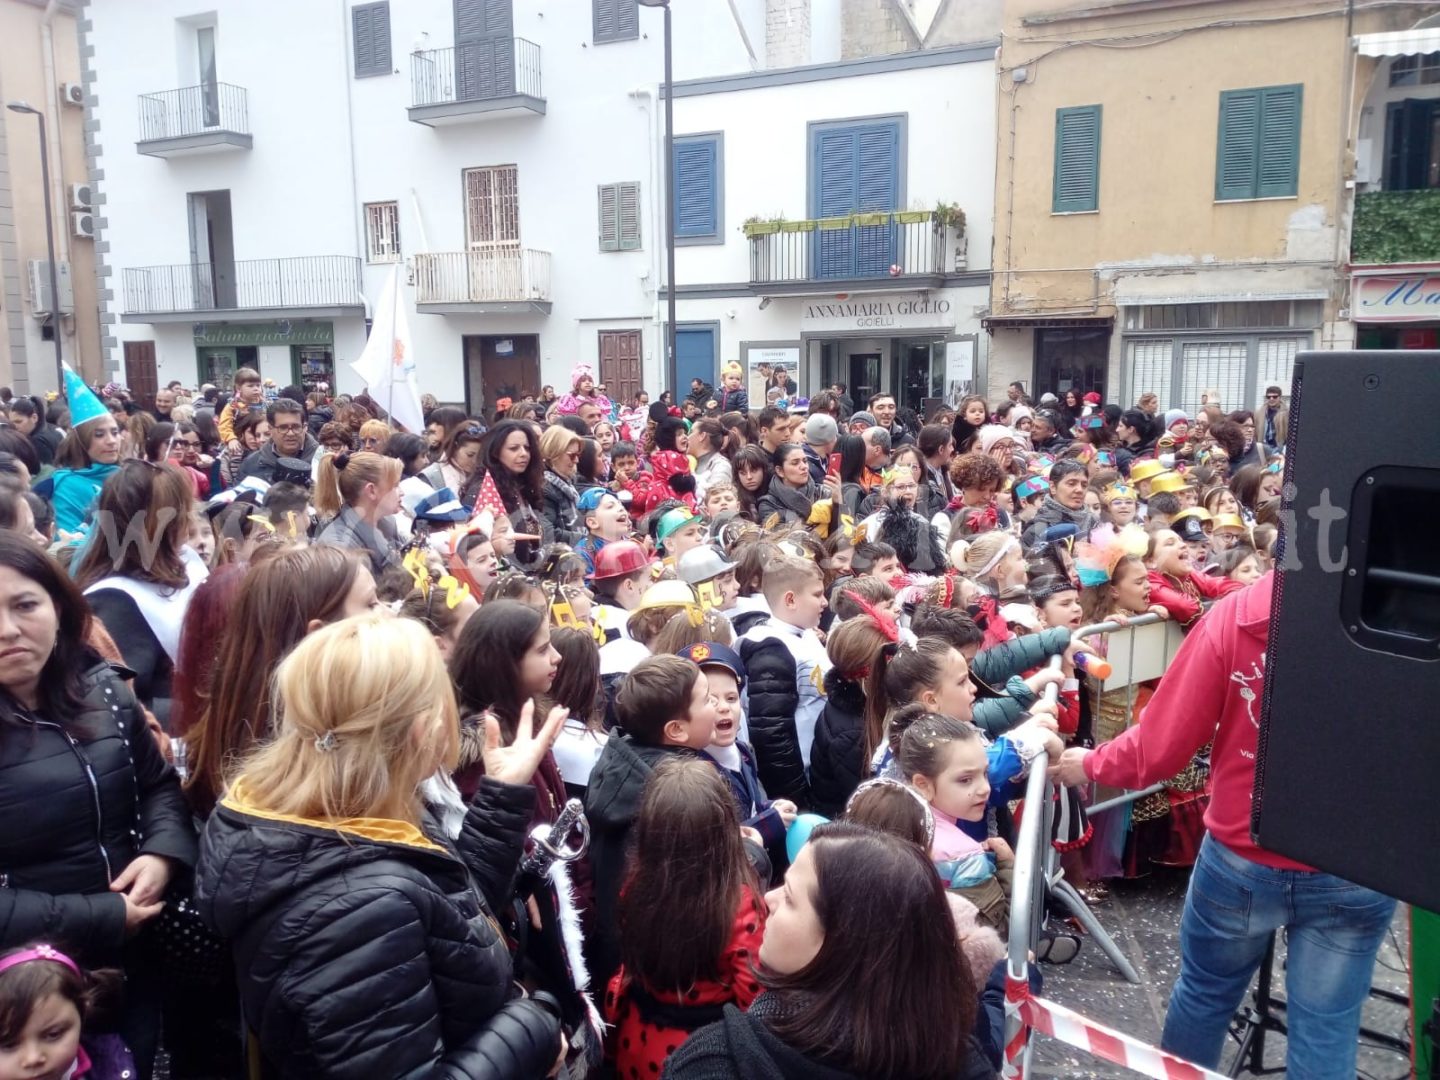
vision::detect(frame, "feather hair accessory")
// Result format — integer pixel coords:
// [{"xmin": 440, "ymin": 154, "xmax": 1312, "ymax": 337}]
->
[
  {"xmin": 842, "ymin": 590, "xmax": 900, "ymax": 644},
  {"xmin": 1075, "ymin": 523, "xmax": 1148, "ymax": 587}
]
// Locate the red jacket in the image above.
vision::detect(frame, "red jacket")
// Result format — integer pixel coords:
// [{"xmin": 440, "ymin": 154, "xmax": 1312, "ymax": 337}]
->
[
  {"xmin": 1147, "ymin": 568, "xmax": 1242, "ymax": 628},
  {"xmin": 1085, "ymin": 572, "xmax": 1309, "ymax": 871}
]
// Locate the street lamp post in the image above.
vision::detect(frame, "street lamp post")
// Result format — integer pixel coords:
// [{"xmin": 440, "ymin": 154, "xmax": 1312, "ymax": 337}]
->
[
  {"xmin": 638, "ymin": 0, "xmax": 676, "ymax": 392},
  {"xmin": 6, "ymin": 101, "xmax": 65, "ymax": 395}
]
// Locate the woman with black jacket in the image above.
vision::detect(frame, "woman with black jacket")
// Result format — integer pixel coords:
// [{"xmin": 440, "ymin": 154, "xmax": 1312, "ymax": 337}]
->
[
  {"xmin": 808, "ymin": 615, "xmax": 892, "ymax": 818},
  {"xmin": 6, "ymin": 394, "xmax": 63, "ymax": 467},
  {"xmin": 0, "ymin": 534, "xmax": 196, "ymax": 1078},
  {"xmin": 1113, "ymin": 408, "xmax": 1158, "ymax": 477},
  {"xmin": 756, "ymin": 444, "xmax": 825, "ymax": 525},
  {"xmin": 195, "ymin": 615, "xmax": 565, "ymax": 1080},
  {"xmin": 664, "ymin": 824, "xmax": 994, "ymax": 1079},
  {"xmin": 539, "ymin": 424, "xmax": 585, "ymax": 546}
]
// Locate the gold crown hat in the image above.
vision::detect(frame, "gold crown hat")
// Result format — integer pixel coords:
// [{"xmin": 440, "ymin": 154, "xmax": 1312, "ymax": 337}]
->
[
  {"xmin": 1169, "ymin": 507, "xmax": 1214, "ymax": 532},
  {"xmin": 1147, "ymin": 471, "xmax": 1195, "ymax": 495},
  {"xmin": 1100, "ymin": 482, "xmax": 1137, "ymax": 504},
  {"xmin": 1127, "ymin": 459, "xmax": 1170, "ymax": 485},
  {"xmin": 1211, "ymin": 512, "xmax": 1249, "ymax": 534}
]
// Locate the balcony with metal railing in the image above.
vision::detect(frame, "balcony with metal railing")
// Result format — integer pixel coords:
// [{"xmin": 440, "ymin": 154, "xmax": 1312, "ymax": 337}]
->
[
  {"xmin": 408, "ymin": 40, "xmax": 545, "ymax": 126},
  {"xmin": 413, "ymin": 249, "xmax": 552, "ymax": 314},
  {"xmin": 136, "ymin": 83, "xmax": 252, "ymax": 157},
  {"xmin": 744, "ymin": 209, "xmax": 965, "ymax": 295},
  {"xmin": 121, "ymin": 255, "xmax": 364, "ymax": 323}
]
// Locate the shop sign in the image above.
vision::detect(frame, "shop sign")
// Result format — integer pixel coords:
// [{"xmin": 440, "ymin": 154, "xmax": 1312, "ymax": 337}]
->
[
  {"xmin": 1352, "ymin": 273, "xmax": 1440, "ymax": 322},
  {"xmin": 192, "ymin": 320, "xmax": 335, "ymax": 345},
  {"xmin": 800, "ymin": 293, "xmax": 954, "ymax": 332}
]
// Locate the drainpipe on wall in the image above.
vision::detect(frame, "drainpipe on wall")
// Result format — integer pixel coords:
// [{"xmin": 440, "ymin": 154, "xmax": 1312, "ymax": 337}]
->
[
  {"xmin": 629, "ymin": 86, "xmax": 663, "ymax": 388},
  {"xmin": 39, "ymin": 0, "xmax": 75, "ymax": 359},
  {"xmin": 340, "ymin": 0, "xmax": 367, "ymax": 325}
]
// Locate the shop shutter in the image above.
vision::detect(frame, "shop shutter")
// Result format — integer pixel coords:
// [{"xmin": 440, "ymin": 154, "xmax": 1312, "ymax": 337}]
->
[
  {"xmin": 1179, "ymin": 341, "xmax": 1247, "ymax": 413},
  {"xmin": 674, "ymin": 137, "xmax": 720, "ymax": 240},
  {"xmin": 594, "ymin": 0, "xmax": 640, "ymax": 43},
  {"xmin": 1254, "ymin": 337, "xmax": 1302, "ymax": 406},
  {"xmin": 1052, "ymin": 105, "xmax": 1101, "ymax": 213},
  {"xmin": 1217, "ymin": 85, "xmax": 1302, "ymax": 199},
  {"xmin": 1126, "ymin": 338, "xmax": 1173, "ymax": 409},
  {"xmin": 352, "ymin": 2, "xmax": 391, "ymax": 79}
]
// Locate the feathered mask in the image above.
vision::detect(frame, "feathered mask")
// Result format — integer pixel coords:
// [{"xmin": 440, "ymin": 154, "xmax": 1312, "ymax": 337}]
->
[{"xmin": 1075, "ymin": 523, "xmax": 1148, "ymax": 588}]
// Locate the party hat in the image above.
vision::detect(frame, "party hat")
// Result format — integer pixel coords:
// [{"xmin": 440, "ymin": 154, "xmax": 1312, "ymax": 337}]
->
[
  {"xmin": 470, "ymin": 471, "xmax": 508, "ymax": 518},
  {"xmin": 63, "ymin": 364, "xmax": 109, "ymax": 427}
]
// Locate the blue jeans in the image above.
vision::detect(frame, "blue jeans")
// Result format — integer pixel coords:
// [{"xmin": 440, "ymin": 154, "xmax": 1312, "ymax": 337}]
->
[{"xmin": 1161, "ymin": 833, "xmax": 1396, "ymax": 1077}]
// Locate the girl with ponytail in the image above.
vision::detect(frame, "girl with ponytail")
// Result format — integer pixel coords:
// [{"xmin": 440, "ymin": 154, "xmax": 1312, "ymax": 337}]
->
[{"xmin": 314, "ymin": 450, "xmax": 403, "ymax": 575}]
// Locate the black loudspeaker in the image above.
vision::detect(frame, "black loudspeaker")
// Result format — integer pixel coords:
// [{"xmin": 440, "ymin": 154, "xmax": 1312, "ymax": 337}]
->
[{"xmin": 1254, "ymin": 350, "xmax": 1440, "ymax": 912}]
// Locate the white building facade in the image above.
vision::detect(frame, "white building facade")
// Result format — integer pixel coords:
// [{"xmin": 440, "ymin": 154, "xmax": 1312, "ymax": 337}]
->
[
  {"xmin": 666, "ymin": 44, "xmax": 997, "ymax": 417},
  {"xmin": 82, "ymin": 0, "xmax": 677, "ymax": 410}
]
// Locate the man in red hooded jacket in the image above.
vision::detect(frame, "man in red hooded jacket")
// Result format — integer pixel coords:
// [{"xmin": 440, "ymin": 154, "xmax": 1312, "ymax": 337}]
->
[{"xmin": 1052, "ymin": 573, "xmax": 1395, "ymax": 1078}]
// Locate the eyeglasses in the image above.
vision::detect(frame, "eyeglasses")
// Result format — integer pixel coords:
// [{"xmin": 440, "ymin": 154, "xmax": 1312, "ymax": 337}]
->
[
  {"xmin": 565, "ymin": 450, "xmax": 581, "ymax": 460},
  {"xmin": 1265, "ymin": 393, "xmax": 1281, "ymax": 399},
  {"xmin": 273, "ymin": 423, "xmax": 304, "ymax": 433}
]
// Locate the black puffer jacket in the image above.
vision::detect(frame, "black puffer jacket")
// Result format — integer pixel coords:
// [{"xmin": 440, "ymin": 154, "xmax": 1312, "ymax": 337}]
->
[
  {"xmin": 541, "ymin": 470, "xmax": 584, "ymax": 546},
  {"xmin": 808, "ymin": 671, "xmax": 867, "ymax": 820},
  {"xmin": 0, "ymin": 660, "xmax": 196, "ymax": 964},
  {"xmin": 195, "ymin": 776, "xmax": 561, "ymax": 1080},
  {"xmin": 735, "ymin": 638, "xmax": 810, "ymax": 809}
]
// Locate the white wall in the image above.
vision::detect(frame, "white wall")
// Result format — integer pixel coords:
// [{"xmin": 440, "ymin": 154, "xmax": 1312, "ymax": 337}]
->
[
  {"xmin": 671, "ymin": 57, "xmax": 996, "ymax": 287},
  {"xmin": 672, "ymin": 1, "xmax": 759, "ymax": 78}
]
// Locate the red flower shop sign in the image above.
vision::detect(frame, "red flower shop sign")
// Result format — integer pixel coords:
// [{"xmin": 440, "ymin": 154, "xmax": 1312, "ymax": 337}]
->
[{"xmin": 1352, "ymin": 271, "xmax": 1440, "ymax": 322}]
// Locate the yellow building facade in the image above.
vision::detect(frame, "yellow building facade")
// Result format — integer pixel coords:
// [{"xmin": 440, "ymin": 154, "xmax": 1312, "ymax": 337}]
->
[
  {"xmin": 986, "ymin": 0, "xmax": 1440, "ymax": 412},
  {"xmin": 0, "ymin": 0, "xmax": 100, "ymax": 396}
]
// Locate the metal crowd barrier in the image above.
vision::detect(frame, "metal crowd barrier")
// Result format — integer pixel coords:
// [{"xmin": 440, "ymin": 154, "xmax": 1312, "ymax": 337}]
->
[{"xmin": 1003, "ymin": 613, "xmax": 1207, "ymax": 1077}]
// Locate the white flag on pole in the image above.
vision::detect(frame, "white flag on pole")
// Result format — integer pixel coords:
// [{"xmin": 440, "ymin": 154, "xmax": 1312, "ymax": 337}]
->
[{"xmin": 350, "ymin": 265, "xmax": 425, "ymax": 435}]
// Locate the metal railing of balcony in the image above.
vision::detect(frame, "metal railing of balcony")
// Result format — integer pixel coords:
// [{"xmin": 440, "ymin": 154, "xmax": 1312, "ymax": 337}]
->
[
  {"xmin": 122, "ymin": 255, "xmax": 362, "ymax": 315},
  {"xmin": 746, "ymin": 210, "xmax": 954, "ymax": 285},
  {"xmin": 410, "ymin": 39, "xmax": 542, "ymax": 108},
  {"xmin": 138, "ymin": 82, "xmax": 249, "ymax": 142},
  {"xmin": 413, "ymin": 249, "xmax": 551, "ymax": 305}
]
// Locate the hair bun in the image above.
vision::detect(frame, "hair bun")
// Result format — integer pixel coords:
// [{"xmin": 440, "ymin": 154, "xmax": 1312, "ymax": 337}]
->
[{"xmin": 334, "ymin": 451, "xmax": 351, "ymax": 470}]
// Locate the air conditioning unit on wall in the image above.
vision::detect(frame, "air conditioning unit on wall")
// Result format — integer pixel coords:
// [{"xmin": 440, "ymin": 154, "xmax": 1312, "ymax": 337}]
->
[
  {"xmin": 70, "ymin": 183, "xmax": 93, "ymax": 210},
  {"xmin": 61, "ymin": 82, "xmax": 84, "ymax": 107},
  {"xmin": 72, "ymin": 212, "xmax": 95, "ymax": 239},
  {"xmin": 27, "ymin": 259, "xmax": 73, "ymax": 316}
]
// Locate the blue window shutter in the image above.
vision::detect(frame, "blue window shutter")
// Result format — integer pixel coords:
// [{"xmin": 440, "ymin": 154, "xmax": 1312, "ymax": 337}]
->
[
  {"xmin": 1257, "ymin": 85, "xmax": 1302, "ymax": 198},
  {"xmin": 810, "ymin": 120, "xmax": 899, "ymax": 279},
  {"xmin": 1217, "ymin": 89, "xmax": 1261, "ymax": 200},
  {"xmin": 674, "ymin": 138, "xmax": 719, "ymax": 239},
  {"xmin": 1052, "ymin": 105, "xmax": 1101, "ymax": 213}
]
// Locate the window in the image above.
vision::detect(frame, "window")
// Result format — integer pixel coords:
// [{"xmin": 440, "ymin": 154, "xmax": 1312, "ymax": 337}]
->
[
  {"xmin": 674, "ymin": 134, "xmax": 723, "ymax": 244},
  {"xmin": 1124, "ymin": 335, "xmax": 1309, "ymax": 410},
  {"xmin": 1052, "ymin": 105, "xmax": 1102, "ymax": 213},
  {"xmin": 593, "ymin": 0, "xmax": 639, "ymax": 44},
  {"xmin": 1216, "ymin": 84, "xmax": 1303, "ymax": 201},
  {"xmin": 598, "ymin": 182, "xmax": 641, "ymax": 252},
  {"xmin": 1384, "ymin": 98, "xmax": 1440, "ymax": 190},
  {"xmin": 1126, "ymin": 339, "xmax": 1174, "ymax": 411},
  {"xmin": 1389, "ymin": 52, "xmax": 1440, "ymax": 87},
  {"xmin": 809, "ymin": 117, "xmax": 903, "ymax": 277},
  {"xmin": 352, "ymin": 1, "xmax": 391, "ymax": 79},
  {"xmin": 365, "ymin": 202, "xmax": 401, "ymax": 263},
  {"xmin": 464, "ymin": 165, "xmax": 520, "ymax": 248}
]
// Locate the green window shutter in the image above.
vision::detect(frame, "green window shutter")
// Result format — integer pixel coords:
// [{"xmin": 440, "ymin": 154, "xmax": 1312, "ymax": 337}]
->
[
  {"xmin": 598, "ymin": 184, "xmax": 619, "ymax": 252},
  {"xmin": 618, "ymin": 182, "xmax": 642, "ymax": 250},
  {"xmin": 1053, "ymin": 105, "xmax": 1101, "ymax": 213},
  {"xmin": 1217, "ymin": 85, "xmax": 1301, "ymax": 200},
  {"xmin": 1257, "ymin": 85, "xmax": 1302, "ymax": 198},
  {"xmin": 1216, "ymin": 89, "xmax": 1261, "ymax": 200}
]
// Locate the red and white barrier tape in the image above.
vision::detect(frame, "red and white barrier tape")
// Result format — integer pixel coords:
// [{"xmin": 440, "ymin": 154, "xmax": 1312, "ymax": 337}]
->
[{"xmin": 1003, "ymin": 974, "xmax": 1225, "ymax": 1080}]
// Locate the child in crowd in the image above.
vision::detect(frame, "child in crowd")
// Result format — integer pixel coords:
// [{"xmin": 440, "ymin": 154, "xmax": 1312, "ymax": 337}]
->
[
  {"xmin": 216, "ymin": 367, "xmax": 265, "ymax": 449},
  {"xmin": 1215, "ymin": 544, "xmax": 1265, "ymax": 585},
  {"xmin": 850, "ymin": 540, "xmax": 902, "ymax": 584},
  {"xmin": 605, "ymin": 759, "xmax": 765, "ymax": 1077},
  {"xmin": 1145, "ymin": 527, "xmax": 1243, "ymax": 629},
  {"xmin": 0, "ymin": 943, "xmax": 129, "ymax": 1080},
  {"xmin": 737, "ymin": 556, "xmax": 831, "ymax": 808},
  {"xmin": 574, "ymin": 488, "xmax": 632, "ymax": 575},
  {"xmin": 896, "ymin": 708, "xmax": 1014, "ymax": 928},
  {"xmin": 555, "ymin": 362, "xmax": 613, "ymax": 418},
  {"xmin": 585, "ymin": 654, "xmax": 718, "ymax": 986},
  {"xmin": 677, "ymin": 546, "xmax": 740, "ymax": 613},
  {"xmin": 701, "ymin": 481, "xmax": 741, "ymax": 519},
  {"xmin": 679, "ymin": 642, "xmax": 796, "ymax": 859},
  {"xmin": 655, "ymin": 507, "xmax": 707, "ymax": 566}
]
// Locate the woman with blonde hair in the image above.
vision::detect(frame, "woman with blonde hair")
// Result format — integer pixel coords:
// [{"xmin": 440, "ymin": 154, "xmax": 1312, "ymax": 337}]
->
[
  {"xmin": 195, "ymin": 615, "xmax": 567, "ymax": 1079},
  {"xmin": 539, "ymin": 423, "xmax": 584, "ymax": 545},
  {"xmin": 314, "ymin": 449, "xmax": 402, "ymax": 574},
  {"xmin": 357, "ymin": 417, "xmax": 391, "ymax": 453}
]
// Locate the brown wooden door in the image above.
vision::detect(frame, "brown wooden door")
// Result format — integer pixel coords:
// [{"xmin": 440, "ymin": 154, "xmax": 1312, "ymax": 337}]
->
[
  {"xmin": 598, "ymin": 330, "xmax": 641, "ymax": 407},
  {"xmin": 123, "ymin": 341, "xmax": 158, "ymax": 413},
  {"xmin": 464, "ymin": 333, "xmax": 539, "ymax": 416}
]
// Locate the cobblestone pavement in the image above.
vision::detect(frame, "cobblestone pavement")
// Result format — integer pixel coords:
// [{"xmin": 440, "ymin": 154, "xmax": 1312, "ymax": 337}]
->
[{"xmin": 1028, "ymin": 866, "xmax": 1415, "ymax": 1079}]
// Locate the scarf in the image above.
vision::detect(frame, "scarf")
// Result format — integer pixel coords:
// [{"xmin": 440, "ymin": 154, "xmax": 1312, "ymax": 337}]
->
[{"xmin": 764, "ymin": 475, "xmax": 816, "ymax": 519}]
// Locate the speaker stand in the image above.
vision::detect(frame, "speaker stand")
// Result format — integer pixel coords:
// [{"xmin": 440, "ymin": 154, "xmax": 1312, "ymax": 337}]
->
[{"xmin": 1226, "ymin": 931, "xmax": 1412, "ymax": 1076}]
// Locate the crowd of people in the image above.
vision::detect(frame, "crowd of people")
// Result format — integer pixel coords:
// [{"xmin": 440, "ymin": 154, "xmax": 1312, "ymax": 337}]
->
[{"xmin": 0, "ymin": 360, "xmax": 1391, "ymax": 1080}]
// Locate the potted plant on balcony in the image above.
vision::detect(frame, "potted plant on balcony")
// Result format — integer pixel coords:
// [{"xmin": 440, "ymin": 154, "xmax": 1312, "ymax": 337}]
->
[
  {"xmin": 742, "ymin": 214, "xmax": 787, "ymax": 238},
  {"xmin": 933, "ymin": 201, "xmax": 967, "ymax": 272}
]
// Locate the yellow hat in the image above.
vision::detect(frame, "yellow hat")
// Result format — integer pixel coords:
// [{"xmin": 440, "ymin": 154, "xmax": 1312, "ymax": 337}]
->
[
  {"xmin": 1147, "ymin": 471, "xmax": 1194, "ymax": 495},
  {"xmin": 1170, "ymin": 507, "xmax": 1213, "ymax": 531},
  {"xmin": 1101, "ymin": 482, "xmax": 1136, "ymax": 504},
  {"xmin": 1212, "ymin": 513, "xmax": 1248, "ymax": 534},
  {"xmin": 631, "ymin": 580, "xmax": 698, "ymax": 613},
  {"xmin": 1129, "ymin": 460, "xmax": 1169, "ymax": 485}
]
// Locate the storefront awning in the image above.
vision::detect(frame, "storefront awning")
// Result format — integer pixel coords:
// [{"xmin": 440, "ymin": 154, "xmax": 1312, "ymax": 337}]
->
[
  {"xmin": 981, "ymin": 312, "xmax": 1113, "ymax": 330},
  {"xmin": 1354, "ymin": 27, "xmax": 1440, "ymax": 57}
]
